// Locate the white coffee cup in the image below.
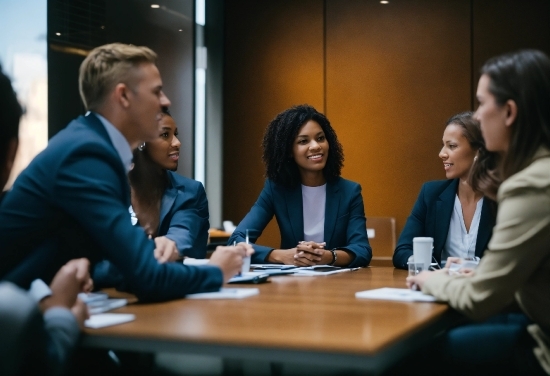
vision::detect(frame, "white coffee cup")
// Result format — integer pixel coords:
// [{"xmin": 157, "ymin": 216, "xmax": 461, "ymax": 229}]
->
[{"xmin": 413, "ymin": 237, "xmax": 433, "ymax": 271}]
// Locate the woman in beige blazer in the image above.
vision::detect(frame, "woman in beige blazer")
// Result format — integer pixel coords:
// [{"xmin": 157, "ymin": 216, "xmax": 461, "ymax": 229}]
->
[{"xmin": 408, "ymin": 49, "xmax": 550, "ymax": 375}]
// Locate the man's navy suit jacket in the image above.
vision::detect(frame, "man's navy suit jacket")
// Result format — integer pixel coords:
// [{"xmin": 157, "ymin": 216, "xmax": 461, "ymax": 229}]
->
[
  {"xmin": 228, "ymin": 178, "xmax": 372, "ymax": 267},
  {"xmin": 393, "ymin": 179, "xmax": 496, "ymax": 269},
  {"xmin": 93, "ymin": 170, "xmax": 210, "ymax": 289},
  {"xmin": 0, "ymin": 113, "xmax": 222, "ymax": 301}
]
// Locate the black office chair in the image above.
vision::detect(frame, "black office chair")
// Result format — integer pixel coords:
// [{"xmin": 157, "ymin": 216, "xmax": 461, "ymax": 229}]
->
[{"xmin": 0, "ymin": 282, "xmax": 50, "ymax": 375}]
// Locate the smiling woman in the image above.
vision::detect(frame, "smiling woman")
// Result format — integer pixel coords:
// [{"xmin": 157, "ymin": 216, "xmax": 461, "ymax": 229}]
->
[
  {"xmin": 228, "ymin": 104, "xmax": 372, "ymax": 268},
  {"xmin": 393, "ymin": 112, "xmax": 498, "ymax": 269}
]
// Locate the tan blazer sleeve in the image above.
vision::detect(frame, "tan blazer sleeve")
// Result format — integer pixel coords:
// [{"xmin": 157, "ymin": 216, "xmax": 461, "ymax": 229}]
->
[{"xmin": 422, "ymin": 175, "xmax": 550, "ymax": 321}]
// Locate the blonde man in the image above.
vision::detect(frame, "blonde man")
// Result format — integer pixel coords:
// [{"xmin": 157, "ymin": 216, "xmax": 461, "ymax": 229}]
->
[{"xmin": 0, "ymin": 43, "xmax": 252, "ymax": 301}]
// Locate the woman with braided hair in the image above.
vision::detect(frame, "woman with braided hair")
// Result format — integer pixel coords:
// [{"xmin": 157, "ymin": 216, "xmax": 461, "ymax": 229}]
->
[{"xmin": 228, "ymin": 104, "xmax": 371, "ymax": 267}]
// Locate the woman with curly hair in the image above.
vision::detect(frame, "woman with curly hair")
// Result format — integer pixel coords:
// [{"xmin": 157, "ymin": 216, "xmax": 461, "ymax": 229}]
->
[{"xmin": 228, "ymin": 104, "xmax": 371, "ymax": 267}]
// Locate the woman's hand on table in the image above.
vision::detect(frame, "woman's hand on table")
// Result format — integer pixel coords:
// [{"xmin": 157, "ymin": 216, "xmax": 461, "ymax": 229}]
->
[
  {"xmin": 267, "ymin": 248, "xmax": 299, "ymax": 265},
  {"xmin": 406, "ymin": 269, "xmax": 447, "ymax": 290}
]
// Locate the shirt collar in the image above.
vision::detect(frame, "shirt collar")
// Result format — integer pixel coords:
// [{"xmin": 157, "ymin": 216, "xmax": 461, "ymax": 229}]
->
[{"xmin": 90, "ymin": 111, "xmax": 133, "ymax": 173}]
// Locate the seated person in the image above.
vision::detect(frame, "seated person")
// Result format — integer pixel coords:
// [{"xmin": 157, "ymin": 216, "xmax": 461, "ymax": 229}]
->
[
  {"xmin": 228, "ymin": 104, "xmax": 371, "ymax": 267},
  {"xmin": 0, "ymin": 43, "xmax": 250, "ymax": 302},
  {"xmin": 393, "ymin": 112, "xmax": 497, "ymax": 269},
  {"xmin": 93, "ymin": 108, "xmax": 210, "ymax": 289},
  {"xmin": 129, "ymin": 107, "xmax": 209, "ymax": 260},
  {"xmin": 0, "ymin": 65, "xmax": 89, "ymax": 375},
  {"xmin": 407, "ymin": 49, "xmax": 550, "ymax": 376}
]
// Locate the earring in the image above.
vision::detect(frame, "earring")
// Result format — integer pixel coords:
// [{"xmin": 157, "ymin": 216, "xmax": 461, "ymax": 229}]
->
[
  {"xmin": 474, "ymin": 156, "xmax": 478, "ymax": 161},
  {"xmin": 138, "ymin": 142, "xmax": 146, "ymax": 151}
]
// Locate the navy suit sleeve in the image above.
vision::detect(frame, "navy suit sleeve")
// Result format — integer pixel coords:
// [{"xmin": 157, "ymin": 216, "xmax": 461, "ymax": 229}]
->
[
  {"xmin": 54, "ymin": 147, "xmax": 222, "ymax": 302},
  {"xmin": 165, "ymin": 183, "xmax": 210, "ymax": 258},
  {"xmin": 338, "ymin": 184, "xmax": 372, "ymax": 267},
  {"xmin": 393, "ymin": 184, "xmax": 429, "ymax": 269},
  {"xmin": 228, "ymin": 181, "xmax": 276, "ymax": 264}
]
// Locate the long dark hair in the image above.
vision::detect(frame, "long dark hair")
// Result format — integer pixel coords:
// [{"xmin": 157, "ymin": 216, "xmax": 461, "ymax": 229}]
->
[
  {"xmin": 262, "ymin": 104, "xmax": 344, "ymax": 188},
  {"xmin": 475, "ymin": 49, "xmax": 550, "ymax": 199},
  {"xmin": 129, "ymin": 108, "xmax": 172, "ymax": 211}
]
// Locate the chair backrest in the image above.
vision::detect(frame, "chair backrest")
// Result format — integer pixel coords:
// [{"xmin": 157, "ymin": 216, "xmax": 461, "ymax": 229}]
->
[{"xmin": 366, "ymin": 217, "xmax": 396, "ymax": 266}]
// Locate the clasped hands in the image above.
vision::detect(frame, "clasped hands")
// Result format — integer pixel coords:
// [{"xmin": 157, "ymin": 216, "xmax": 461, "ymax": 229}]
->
[{"xmin": 268, "ymin": 241, "xmax": 331, "ymax": 266}]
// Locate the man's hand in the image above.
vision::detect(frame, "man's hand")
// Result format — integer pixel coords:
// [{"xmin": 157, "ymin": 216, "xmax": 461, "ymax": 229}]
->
[
  {"xmin": 209, "ymin": 243, "xmax": 254, "ymax": 283},
  {"xmin": 153, "ymin": 236, "xmax": 180, "ymax": 263},
  {"xmin": 40, "ymin": 258, "xmax": 92, "ymax": 312},
  {"xmin": 71, "ymin": 298, "xmax": 90, "ymax": 329}
]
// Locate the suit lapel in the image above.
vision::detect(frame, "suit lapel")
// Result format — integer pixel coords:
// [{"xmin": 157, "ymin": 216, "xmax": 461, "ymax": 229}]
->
[
  {"xmin": 434, "ymin": 180, "xmax": 457, "ymax": 256},
  {"xmin": 285, "ymin": 185, "xmax": 304, "ymax": 243},
  {"xmin": 324, "ymin": 179, "xmax": 340, "ymax": 245}
]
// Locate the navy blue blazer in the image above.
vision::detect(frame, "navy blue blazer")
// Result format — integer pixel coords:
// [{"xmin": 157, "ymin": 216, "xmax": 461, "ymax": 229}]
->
[
  {"xmin": 228, "ymin": 178, "xmax": 372, "ymax": 267},
  {"xmin": 393, "ymin": 179, "xmax": 496, "ymax": 269},
  {"xmin": 93, "ymin": 170, "xmax": 209, "ymax": 289},
  {"xmin": 0, "ymin": 113, "xmax": 222, "ymax": 301},
  {"xmin": 161, "ymin": 171, "xmax": 209, "ymax": 258}
]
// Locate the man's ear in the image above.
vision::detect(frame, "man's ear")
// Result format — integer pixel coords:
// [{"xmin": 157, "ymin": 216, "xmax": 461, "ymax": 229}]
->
[
  {"xmin": 114, "ymin": 83, "xmax": 131, "ymax": 108},
  {"xmin": 504, "ymin": 99, "xmax": 518, "ymax": 127}
]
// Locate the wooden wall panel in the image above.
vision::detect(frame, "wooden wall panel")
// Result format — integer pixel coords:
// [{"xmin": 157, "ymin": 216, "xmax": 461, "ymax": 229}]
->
[
  {"xmin": 325, "ymin": 0, "xmax": 471, "ymax": 239},
  {"xmin": 223, "ymin": 0, "xmax": 324, "ymax": 247},
  {"xmin": 472, "ymin": 0, "xmax": 550, "ymax": 104},
  {"xmin": 222, "ymin": 0, "xmax": 550, "ymax": 253}
]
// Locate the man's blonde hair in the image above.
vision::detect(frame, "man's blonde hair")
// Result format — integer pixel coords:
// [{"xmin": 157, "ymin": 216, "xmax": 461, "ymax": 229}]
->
[{"xmin": 79, "ymin": 43, "xmax": 157, "ymax": 111}]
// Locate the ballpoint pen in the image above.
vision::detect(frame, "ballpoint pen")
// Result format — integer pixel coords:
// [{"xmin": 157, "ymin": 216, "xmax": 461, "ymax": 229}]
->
[{"xmin": 240, "ymin": 229, "xmax": 252, "ymax": 275}]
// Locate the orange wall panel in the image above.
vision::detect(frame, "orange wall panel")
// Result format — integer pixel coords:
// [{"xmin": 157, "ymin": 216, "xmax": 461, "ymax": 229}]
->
[
  {"xmin": 223, "ymin": 0, "xmax": 325, "ymax": 247},
  {"xmin": 325, "ymin": 0, "xmax": 471, "ymax": 237}
]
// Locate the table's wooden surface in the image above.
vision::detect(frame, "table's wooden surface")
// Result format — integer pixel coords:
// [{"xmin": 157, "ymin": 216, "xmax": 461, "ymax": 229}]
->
[{"xmin": 82, "ymin": 267, "xmax": 457, "ymax": 372}]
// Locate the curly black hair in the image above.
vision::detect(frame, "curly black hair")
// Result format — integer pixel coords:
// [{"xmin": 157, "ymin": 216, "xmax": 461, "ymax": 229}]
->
[{"xmin": 262, "ymin": 104, "xmax": 344, "ymax": 188}]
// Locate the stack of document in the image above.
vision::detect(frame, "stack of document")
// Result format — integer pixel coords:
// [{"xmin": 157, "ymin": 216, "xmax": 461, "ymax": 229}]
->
[
  {"xmin": 293, "ymin": 265, "xmax": 360, "ymax": 276},
  {"xmin": 251, "ymin": 264, "xmax": 360, "ymax": 276},
  {"xmin": 79, "ymin": 292, "xmax": 135, "ymax": 328},
  {"xmin": 78, "ymin": 292, "xmax": 128, "ymax": 314},
  {"xmin": 186, "ymin": 288, "xmax": 260, "ymax": 299}
]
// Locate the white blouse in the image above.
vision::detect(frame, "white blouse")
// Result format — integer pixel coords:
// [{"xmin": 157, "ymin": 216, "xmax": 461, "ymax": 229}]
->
[
  {"xmin": 441, "ymin": 195, "xmax": 484, "ymax": 264},
  {"xmin": 302, "ymin": 184, "xmax": 326, "ymax": 243}
]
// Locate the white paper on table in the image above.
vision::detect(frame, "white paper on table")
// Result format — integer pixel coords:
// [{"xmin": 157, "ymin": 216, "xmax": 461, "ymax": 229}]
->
[
  {"xmin": 251, "ymin": 264, "xmax": 297, "ymax": 270},
  {"xmin": 355, "ymin": 287, "xmax": 437, "ymax": 302},
  {"xmin": 183, "ymin": 258, "xmax": 210, "ymax": 265},
  {"xmin": 186, "ymin": 288, "xmax": 259, "ymax": 299},
  {"xmin": 87, "ymin": 298, "xmax": 128, "ymax": 315},
  {"xmin": 293, "ymin": 266, "xmax": 360, "ymax": 276},
  {"xmin": 85, "ymin": 313, "xmax": 136, "ymax": 329}
]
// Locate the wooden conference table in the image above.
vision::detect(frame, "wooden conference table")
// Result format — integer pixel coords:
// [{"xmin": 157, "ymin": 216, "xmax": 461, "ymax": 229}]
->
[{"xmin": 81, "ymin": 267, "xmax": 460, "ymax": 374}]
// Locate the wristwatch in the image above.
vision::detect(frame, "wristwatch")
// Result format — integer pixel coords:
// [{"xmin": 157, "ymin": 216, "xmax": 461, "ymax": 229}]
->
[{"xmin": 328, "ymin": 249, "xmax": 337, "ymax": 266}]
